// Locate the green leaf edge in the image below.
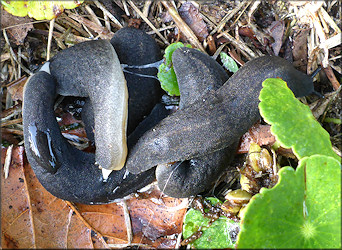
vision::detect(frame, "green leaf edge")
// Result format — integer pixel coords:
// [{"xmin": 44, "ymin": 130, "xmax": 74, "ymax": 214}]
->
[
  {"xmin": 157, "ymin": 42, "xmax": 191, "ymax": 96},
  {"xmin": 258, "ymin": 78, "xmax": 340, "ymax": 161},
  {"xmin": 236, "ymin": 155, "xmax": 341, "ymax": 249}
]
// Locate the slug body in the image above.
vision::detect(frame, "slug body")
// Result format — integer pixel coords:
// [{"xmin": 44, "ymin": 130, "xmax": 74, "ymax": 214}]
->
[
  {"xmin": 110, "ymin": 28, "xmax": 163, "ymax": 134},
  {"xmin": 23, "ymin": 28, "xmax": 161, "ymax": 204},
  {"xmin": 126, "ymin": 49, "xmax": 315, "ymax": 176},
  {"xmin": 155, "ymin": 48, "xmax": 238, "ymax": 197},
  {"xmin": 49, "ymin": 39, "xmax": 128, "ymax": 171}
]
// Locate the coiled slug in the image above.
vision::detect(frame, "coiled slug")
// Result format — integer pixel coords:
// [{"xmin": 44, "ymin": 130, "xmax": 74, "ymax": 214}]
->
[{"xmin": 23, "ymin": 28, "xmax": 161, "ymax": 204}]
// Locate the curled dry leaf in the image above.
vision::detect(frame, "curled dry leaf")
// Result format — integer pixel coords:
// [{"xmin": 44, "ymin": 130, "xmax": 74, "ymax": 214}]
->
[
  {"xmin": 292, "ymin": 29, "xmax": 311, "ymax": 72},
  {"xmin": 178, "ymin": 2, "xmax": 209, "ymax": 42},
  {"xmin": 1, "ymin": 147, "xmax": 187, "ymax": 248},
  {"xmin": 5, "ymin": 76, "xmax": 27, "ymax": 102},
  {"xmin": 237, "ymin": 123, "xmax": 276, "ymax": 153},
  {"xmin": 267, "ymin": 20, "xmax": 285, "ymax": 56}
]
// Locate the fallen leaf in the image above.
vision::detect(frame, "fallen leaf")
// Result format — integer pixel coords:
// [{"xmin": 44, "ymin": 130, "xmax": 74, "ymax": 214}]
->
[
  {"xmin": 1, "ymin": 146, "xmax": 34, "ymax": 249},
  {"xmin": 57, "ymin": 112, "xmax": 88, "ymax": 138},
  {"xmin": 237, "ymin": 123, "xmax": 276, "ymax": 153},
  {"xmin": 178, "ymin": 2, "xmax": 208, "ymax": 42},
  {"xmin": 5, "ymin": 76, "xmax": 27, "ymax": 102},
  {"xmin": 1, "ymin": 0, "xmax": 83, "ymax": 21},
  {"xmin": 292, "ymin": 29, "xmax": 310, "ymax": 72},
  {"xmin": 267, "ymin": 20, "xmax": 285, "ymax": 56},
  {"xmin": 1, "ymin": 10, "xmax": 33, "ymax": 45},
  {"xmin": 1, "ymin": 146, "xmax": 187, "ymax": 248}
]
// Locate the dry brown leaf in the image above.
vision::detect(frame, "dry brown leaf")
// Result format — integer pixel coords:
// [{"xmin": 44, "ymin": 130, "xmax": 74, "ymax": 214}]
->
[
  {"xmin": 1, "ymin": 147, "xmax": 187, "ymax": 249},
  {"xmin": 268, "ymin": 20, "xmax": 285, "ymax": 56},
  {"xmin": 237, "ymin": 123, "xmax": 276, "ymax": 153},
  {"xmin": 292, "ymin": 29, "xmax": 311, "ymax": 71},
  {"xmin": 5, "ymin": 76, "xmax": 27, "ymax": 102},
  {"xmin": 1, "ymin": 11, "xmax": 34, "ymax": 45},
  {"xmin": 178, "ymin": 2, "xmax": 209, "ymax": 42}
]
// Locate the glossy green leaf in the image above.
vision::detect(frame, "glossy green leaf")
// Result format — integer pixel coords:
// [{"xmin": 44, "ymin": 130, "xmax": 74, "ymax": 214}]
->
[
  {"xmin": 182, "ymin": 197, "xmax": 239, "ymax": 249},
  {"xmin": 237, "ymin": 155, "xmax": 341, "ymax": 248},
  {"xmin": 259, "ymin": 78, "xmax": 340, "ymax": 161},
  {"xmin": 157, "ymin": 42, "xmax": 191, "ymax": 96},
  {"xmin": 1, "ymin": 1, "xmax": 83, "ymax": 20},
  {"xmin": 220, "ymin": 52, "xmax": 239, "ymax": 73}
]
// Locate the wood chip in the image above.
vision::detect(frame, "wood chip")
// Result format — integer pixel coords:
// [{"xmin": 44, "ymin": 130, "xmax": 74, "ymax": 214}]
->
[
  {"xmin": 47, "ymin": 18, "xmax": 55, "ymax": 61},
  {"xmin": 4, "ymin": 144, "xmax": 13, "ymax": 179},
  {"xmin": 121, "ymin": 200, "xmax": 133, "ymax": 243}
]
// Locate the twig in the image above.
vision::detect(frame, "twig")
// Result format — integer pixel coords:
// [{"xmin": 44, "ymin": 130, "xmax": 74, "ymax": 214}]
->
[
  {"xmin": 212, "ymin": 42, "xmax": 229, "ymax": 60},
  {"xmin": 103, "ymin": 13, "xmax": 111, "ymax": 32},
  {"xmin": 146, "ymin": 24, "xmax": 176, "ymax": 35},
  {"xmin": 94, "ymin": 0, "xmax": 123, "ymax": 28},
  {"xmin": 161, "ymin": 1, "xmax": 203, "ymax": 50},
  {"xmin": 1, "ymin": 52, "xmax": 11, "ymax": 62},
  {"xmin": 1, "ymin": 128, "xmax": 23, "ymax": 135},
  {"xmin": 84, "ymin": 4, "xmax": 103, "ymax": 27},
  {"xmin": 68, "ymin": 13, "xmax": 114, "ymax": 39},
  {"xmin": 58, "ymin": 15, "xmax": 91, "ymax": 38},
  {"xmin": 108, "ymin": 243, "xmax": 150, "ymax": 248},
  {"xmin": 323, "ymin": 66, "xmax": 341, "ymax": 90},
  {"xmin": 248, "ymin": 0, "xmax": 261, "ymax": 23},
  {"xmin": 175, "ymin": 232, "xmax": 183, "ymax": 249},
  {"xmin": 2, "ymin": 29, "xmax": 33, "ymax": 76},
  {"xmin": 4, "ymin": 145, "xmax": 13, "ymax": 179},
  {"xmin": 122, "ymin": 0, "xmax": 130, "ymax": 16},
  {"xmin": 17, "ymin": 47, "xmax": 21, "ymax": 78},
  {"xmin": 128, "ymin": 0, "xmax": 169, "ymax": 45},
  {"xmin": 1, "ymin": 104, "xmax": 22, "ymax": 119},
  {"xmin": 218, "ymin": 30, "xmax": 259, "ymax": 60},
  {"xmin": 318, "ymin": 7, "xmax": 341, "ymax": 34},
  {"xmin": 142, "ymin": 0, "xmax": 153, "ymax": 17},
  {"xmin": 210, "ymin": 1, "xmax": 250, "ymax": 35},
  {"xmin": 1, "ymin": 118, "xmax": 23, "ymax": 127},
  {"xmin": 47, "ymin": 18, "xmax": 55, "ymax": 61}
]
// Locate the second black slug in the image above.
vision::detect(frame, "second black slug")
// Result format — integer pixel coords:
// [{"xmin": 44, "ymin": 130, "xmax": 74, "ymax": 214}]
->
[
  {"xmin": 126, "ymin": 48, "xmax": 315, "ymax": 177},
  {"xmin": 155, "ymin": 47, "xmax": 239, "ymax": 198}
]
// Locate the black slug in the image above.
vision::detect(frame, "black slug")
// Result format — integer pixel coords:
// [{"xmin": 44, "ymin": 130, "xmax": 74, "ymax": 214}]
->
[
  {"xmin": 126, "ymin": 48, "xmax": 315, "ymax": 177},
  {"xmin": 155, "ymin": 47, "xmax": 239, "ymax": 198},
  {"xmin": 23, "ymin": 28, "xmax": 161, "ymax": 204}
]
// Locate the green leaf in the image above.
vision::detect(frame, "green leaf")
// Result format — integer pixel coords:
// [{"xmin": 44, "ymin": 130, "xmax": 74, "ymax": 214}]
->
[
  {"xmin": 182, "ymin": 197, "xmax": 239, "ymax": 249},
  {"xmin": 157, "ymin": 63, "xmax": 180, "ymax": 96},
  {"xmin": 237, "ymin": 155, "xmax": 341, "ymax": 249},
  {"xmin": 1, "ymin": 1, "xmax": 83, "ymax": 20},
  {"xmin": 157, "ymin": 42, "xmax": 191, "ymax": 96},
  {"xmin": 220, "ymin": 52, "xmax": 239, "ymax": 73},
  {"xmin": 259, "ymin": 78, "xmax": 340, "ymax": 161}
]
